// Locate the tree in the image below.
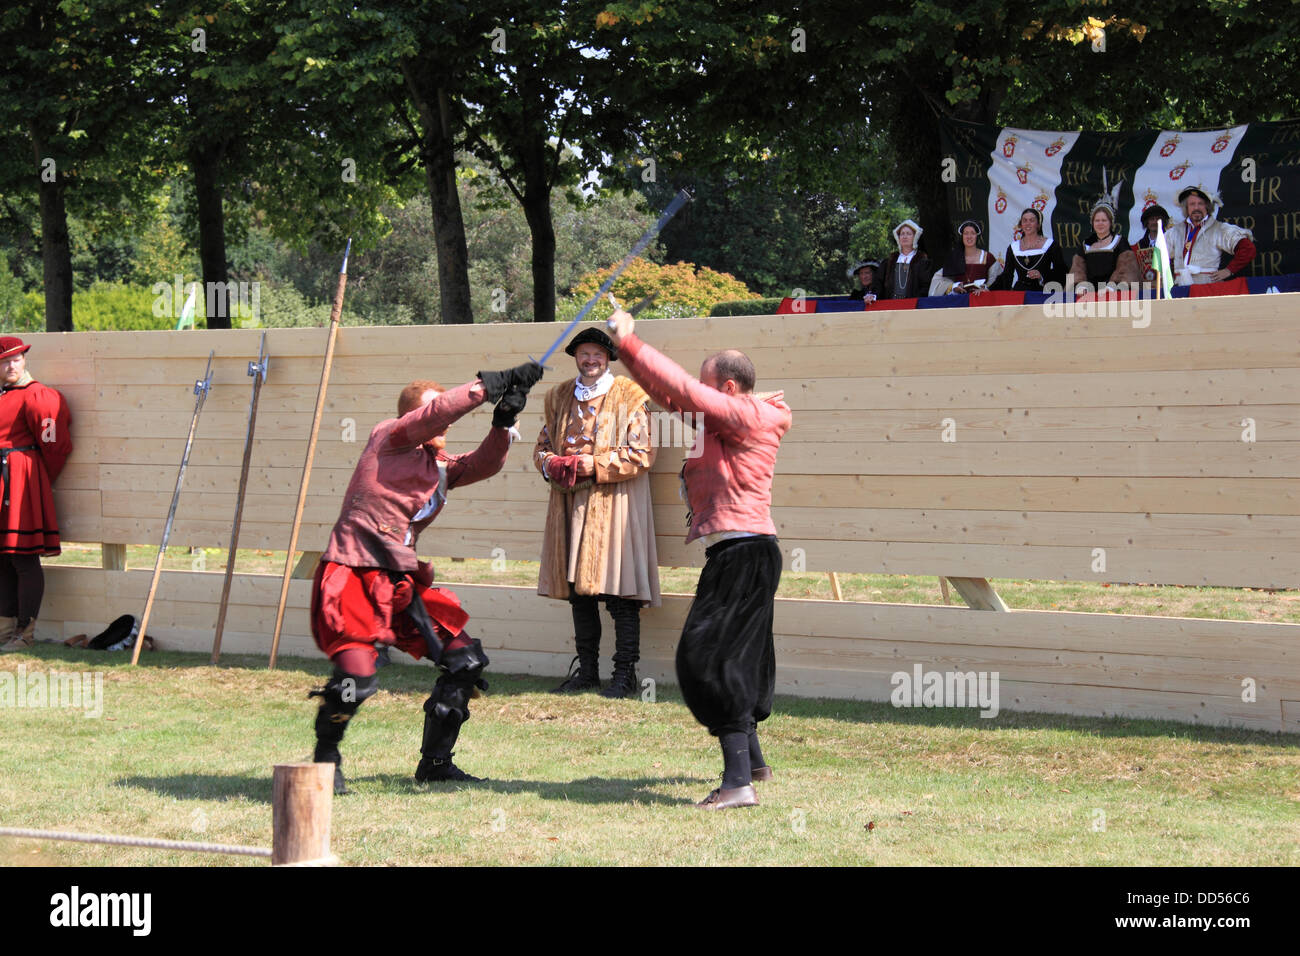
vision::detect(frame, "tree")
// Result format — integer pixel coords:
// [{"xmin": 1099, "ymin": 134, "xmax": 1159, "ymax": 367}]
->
[{"xmin": 0, "ymin": 2, "xmax": 162, "ymax": 330}]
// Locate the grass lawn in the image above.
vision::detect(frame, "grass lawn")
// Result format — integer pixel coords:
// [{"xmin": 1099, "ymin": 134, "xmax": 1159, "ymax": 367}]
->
[{"xmin": 2, "ymin": 645, "xmax": 1297, "ymax": 867}]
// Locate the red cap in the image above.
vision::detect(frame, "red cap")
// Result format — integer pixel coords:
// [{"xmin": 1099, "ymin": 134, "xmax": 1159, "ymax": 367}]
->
[{"xmin": 0, "ymin": 337, "xmax": 31, "ymax": 360}]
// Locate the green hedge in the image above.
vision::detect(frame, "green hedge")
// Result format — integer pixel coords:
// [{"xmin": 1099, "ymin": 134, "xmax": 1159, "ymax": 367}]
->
[{"xmin": 708, "ymin": 297, "xmax": 786, "ymax": 317}]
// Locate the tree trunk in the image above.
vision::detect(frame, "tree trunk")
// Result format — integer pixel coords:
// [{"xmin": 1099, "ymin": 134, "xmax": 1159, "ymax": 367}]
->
[
  {"xmin": 520, "ymin": 137, "xmax": 556, "ymax": 323},
  {"xmin": 193, "ymin": 142, "xmax": 230, "ymax": 329},
  {"xmin": 32, "ymin": 132, "xmax": 73, "ymax": 333},
  {"xmin": 408, "ymin": 80, "xmax": 473, "ymax": 325}
]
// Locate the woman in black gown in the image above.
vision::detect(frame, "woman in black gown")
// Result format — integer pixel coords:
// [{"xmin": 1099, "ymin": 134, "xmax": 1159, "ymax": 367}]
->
[
  {"xmin": 880, "ymin": 219, "xmax": 933, "ymax": 299},
  {"xmin": 992, "ymin": 208, "xmax": 1066, "ymax": 292}
]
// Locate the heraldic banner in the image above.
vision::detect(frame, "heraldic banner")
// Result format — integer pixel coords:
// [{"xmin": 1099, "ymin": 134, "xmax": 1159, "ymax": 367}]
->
[{"xmin": 939, "ymin": 117, "xmax": 1300, "ymax": 276}]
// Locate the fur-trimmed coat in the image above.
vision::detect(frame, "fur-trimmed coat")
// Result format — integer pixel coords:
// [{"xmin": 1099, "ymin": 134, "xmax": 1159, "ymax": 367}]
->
[{"xmin": 535, "ymin": 376, "xmax": 660, "ymax": 604}]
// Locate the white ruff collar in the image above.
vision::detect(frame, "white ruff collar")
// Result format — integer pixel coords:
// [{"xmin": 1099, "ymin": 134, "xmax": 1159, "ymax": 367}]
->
[{"xmin": 574, "ymin": 370, "xmax": 614, "ymax": 402}]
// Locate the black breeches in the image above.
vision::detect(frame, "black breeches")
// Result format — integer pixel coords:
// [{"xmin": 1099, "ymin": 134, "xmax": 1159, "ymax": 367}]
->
[
  {"xmin": 676, "ymin": 536, "xmax": 781, "ymax": 737},
  {"xmin": 0, "ymin": 554, "xmax": 43, "ymax": 622}
]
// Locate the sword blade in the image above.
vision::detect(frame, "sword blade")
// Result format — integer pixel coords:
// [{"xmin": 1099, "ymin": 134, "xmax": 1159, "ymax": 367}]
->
[{"xmin": 536, "ymin": 189, "xmax": 691, "ymax": 365}]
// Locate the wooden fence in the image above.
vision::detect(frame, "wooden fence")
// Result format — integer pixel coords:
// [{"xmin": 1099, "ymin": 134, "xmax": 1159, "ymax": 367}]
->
[{"xmin": 24, "ymin": 292, "xmax": 1300, "ymax": 731}]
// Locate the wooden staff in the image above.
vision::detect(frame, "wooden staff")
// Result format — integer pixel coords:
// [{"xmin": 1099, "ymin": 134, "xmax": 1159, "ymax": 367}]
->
[
  {"xmin": 133, "ymin": 351, "xmax": 214, "ymax": 665},
  {"xmin": 211, "ymin": 332, "xmax": 268, "ymax": 663},
  {"xmin": 268, "ymin": 240, "xmax": 350, "ymax": 669}
]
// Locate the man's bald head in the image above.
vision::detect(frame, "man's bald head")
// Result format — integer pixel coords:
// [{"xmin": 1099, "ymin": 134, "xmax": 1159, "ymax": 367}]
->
[{"xmin": 702, "ymin": 350, "xmax": 756, "ymax": 394}]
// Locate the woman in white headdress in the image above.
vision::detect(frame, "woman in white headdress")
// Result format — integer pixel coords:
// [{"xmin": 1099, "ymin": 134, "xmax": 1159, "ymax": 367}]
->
[{"xmin": 880, "ymin": 219, "xmax": 933, "ymax": 300}]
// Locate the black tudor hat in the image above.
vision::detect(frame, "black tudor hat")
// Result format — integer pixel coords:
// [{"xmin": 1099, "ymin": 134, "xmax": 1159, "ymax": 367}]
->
[
  {"xmin": 1140, "ymin": 204, "xmax": 1171, "ymax": 225},
  {"xmin": 565, "ymin": 326, "xmax": 618, "ymax": 361}
]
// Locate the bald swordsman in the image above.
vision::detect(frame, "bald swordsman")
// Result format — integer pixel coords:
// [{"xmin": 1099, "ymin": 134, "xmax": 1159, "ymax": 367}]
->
[{"xmin": 607, "ymin": 311, "xmax": 792, "ymax": 811}]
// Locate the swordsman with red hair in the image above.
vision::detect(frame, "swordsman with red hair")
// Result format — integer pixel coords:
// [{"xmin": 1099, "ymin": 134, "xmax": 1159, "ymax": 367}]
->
[{"xmin": 308, "ymin": 361, "xmax": 542, "ymax": 792}]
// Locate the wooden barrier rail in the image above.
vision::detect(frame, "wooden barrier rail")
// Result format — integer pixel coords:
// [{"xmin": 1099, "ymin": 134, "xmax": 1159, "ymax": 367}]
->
[{"xmin": 23, "ymin": 292, "xmax": 1300, "ymax": 730}]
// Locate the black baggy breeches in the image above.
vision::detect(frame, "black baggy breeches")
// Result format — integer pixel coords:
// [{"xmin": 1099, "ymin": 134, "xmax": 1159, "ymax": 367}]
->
[{"xmin": 676, "ymin": 535, "xmax": 781, "ymax": 737}]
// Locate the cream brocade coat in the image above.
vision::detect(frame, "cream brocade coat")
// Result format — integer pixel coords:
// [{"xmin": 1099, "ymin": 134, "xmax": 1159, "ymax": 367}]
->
[{"xmin": 534, "ymin": 376, "xmax": 661, "ymax": 605}]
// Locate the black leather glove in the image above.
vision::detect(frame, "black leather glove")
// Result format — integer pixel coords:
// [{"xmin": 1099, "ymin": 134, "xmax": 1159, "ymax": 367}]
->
[
  {"xmin": 491, "ymin": 386, "xmax": 528, "ymax": 428},
  {"xmin": 478, "ymin": 361, "xmax": 544, "ymax": 403}
]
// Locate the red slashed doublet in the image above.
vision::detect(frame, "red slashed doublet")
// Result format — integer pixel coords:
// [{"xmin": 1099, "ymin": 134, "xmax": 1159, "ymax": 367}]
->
[
  {"xmin": 312, "ymin": 380, "xmax": 508, "ymax": 661},
  {"xmin": 0, "ymin": 380, "xmax": 72, "ymax": 555}
]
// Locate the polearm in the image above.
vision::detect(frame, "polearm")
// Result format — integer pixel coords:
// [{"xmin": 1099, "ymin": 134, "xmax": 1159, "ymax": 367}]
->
[
  {"xmin": 132, "ymin": 351, "xmax": 215, "ymax": 665},
  {"xmin": 534, "ymin": 188, "xmax": 692, "ymax": 366},
  {"xmin": 268, "ymin": 240, "xmax": 351, "ymax": 669},
  {"xmin": 211, "ymin": 331, "xmax": 269, "ymax": 664}
]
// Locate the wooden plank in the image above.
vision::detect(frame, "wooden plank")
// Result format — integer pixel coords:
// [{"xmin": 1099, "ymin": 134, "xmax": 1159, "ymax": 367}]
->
[
  {"xmin": 95, "ymin": 517, "xmax": 333, "ymax": 552},
  {"xmin": 768, "ymin": 598, "xmax": 1300, "ymax": 661},
  {"xmin": 99, "ymin": 464, "xmax": 357, "ymax": 497},
  {"xmin": 762, "ymin": 508, "xmax": 1300, "ymax": 553},
  {"xmin": 406, "ymin": 470, "xmax": 1300, "ymax": 516},
  {"xmin": 769, "ymin": 441, "xmax": 1300, "ymax": 478},
  {"xmin": 770, "ymin": 632, "xmax": 1300, "ymax": 694},
  {"xmin": 408, "ymin": 530, "xmax": 1300, "ymax": 586},
  {"xmin": 28, "ymin": 295, "xmax": 1300, "ymax": 365},
  {"xmin": 780, "ymin": 405, "xmax": 1300, "ymax": 443},
  {"xmin": 91, "ymin": 331, "xmax": 1300, "ymax": 382},
  {"xmin": 79, "ymin": 368, "xmax": 1300, "ymax": 415}
]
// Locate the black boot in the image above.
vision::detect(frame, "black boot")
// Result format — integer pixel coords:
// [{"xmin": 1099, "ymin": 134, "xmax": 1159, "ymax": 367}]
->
[
  {"xmin": 309, "ymin": 670, "xmax": 377, "ymax": 795},
  {"xmin": 415, "ymin": 641, "xmax": 488, "ymax": 783},
  {"xmin": 600, "ymin": 597, "xmax": 641, "ymax": 699},
  {"xmin": 551, "ymin": 593, "xmax": 601, "ymax": 693}
]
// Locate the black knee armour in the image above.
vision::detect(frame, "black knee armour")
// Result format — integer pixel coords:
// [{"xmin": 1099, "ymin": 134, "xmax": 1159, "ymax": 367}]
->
[{"xmin": 310, "ymin": 669, "xmax": 379, "ymax": 755}]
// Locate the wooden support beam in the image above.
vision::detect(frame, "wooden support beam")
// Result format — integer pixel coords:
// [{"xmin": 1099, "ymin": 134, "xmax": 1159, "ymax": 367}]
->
[
  {"xmin": 291, "ymin": 551, "xmax": 322, "ymax": 580},
  {"xmin": 828, "ymin": 571, "xmax": 843, "ymax": 601},
  {"xmin": 102, "ymin": 544, "xmax": 127, "ymax": 571},
  {"xmin": 945, "ymin": 577, "xmax": 1008, "ymax": 612}
]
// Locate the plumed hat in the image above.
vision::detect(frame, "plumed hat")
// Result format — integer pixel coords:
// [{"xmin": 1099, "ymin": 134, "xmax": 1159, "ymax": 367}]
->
[{"xmin": 1177, "ymin": 185, "xmax": 1216, "ymax": 210}]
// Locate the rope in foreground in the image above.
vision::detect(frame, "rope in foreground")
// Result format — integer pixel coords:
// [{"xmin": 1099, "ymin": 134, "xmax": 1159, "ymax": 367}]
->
[{"xmin": 0, "ymin": 825, "xmax": 271, "ymax": 858}]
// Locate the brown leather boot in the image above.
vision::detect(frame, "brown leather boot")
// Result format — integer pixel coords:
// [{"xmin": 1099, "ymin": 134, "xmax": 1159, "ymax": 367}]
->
[
  {"xmin": 696, "ymin": 784, "xmax": 759, "ymax": 810},
  {"xmin": 1, "ymin": 617, "xmax": 35, "ymax": 653}
]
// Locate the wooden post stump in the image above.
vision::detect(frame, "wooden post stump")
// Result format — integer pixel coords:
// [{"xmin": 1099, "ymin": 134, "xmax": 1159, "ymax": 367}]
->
[{"xmin": 272, "ymin": 763, "xmax": 335, "ymax": 866}]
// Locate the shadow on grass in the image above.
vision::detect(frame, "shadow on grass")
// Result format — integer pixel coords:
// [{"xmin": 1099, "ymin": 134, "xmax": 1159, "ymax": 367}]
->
[
  {"xmin": 353, "ymin": 774, "xmax": 708, "ymax": 806},
  {"xmin": 116, "ymin": 769, "xmax": 709, "ymax": 807},
  {"xmin": 19, "ymin": 644, "xmax": 1299, "ymax": 749},
  {"xmin": 118, "ymin": 774, "xmax": 274, "ymax": 804}
]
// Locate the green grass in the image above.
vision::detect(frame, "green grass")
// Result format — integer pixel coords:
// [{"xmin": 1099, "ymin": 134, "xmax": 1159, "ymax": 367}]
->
[
  {"xmin": 2, "ymin": 645, "xmax": 1297, "ymax": 866},
  {"xmin": 48, "ymin": 544, "xmax": 1300, "ymax": 623}
]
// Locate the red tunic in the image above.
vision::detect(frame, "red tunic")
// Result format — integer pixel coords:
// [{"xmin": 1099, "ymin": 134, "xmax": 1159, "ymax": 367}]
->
[
  {"xmin": 313, "ymin": 379, "xmax": 510, "ymax": 661},
  {"xmin": 0, "ymin": 379, "xmax": 72, "ymax": 555}
]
